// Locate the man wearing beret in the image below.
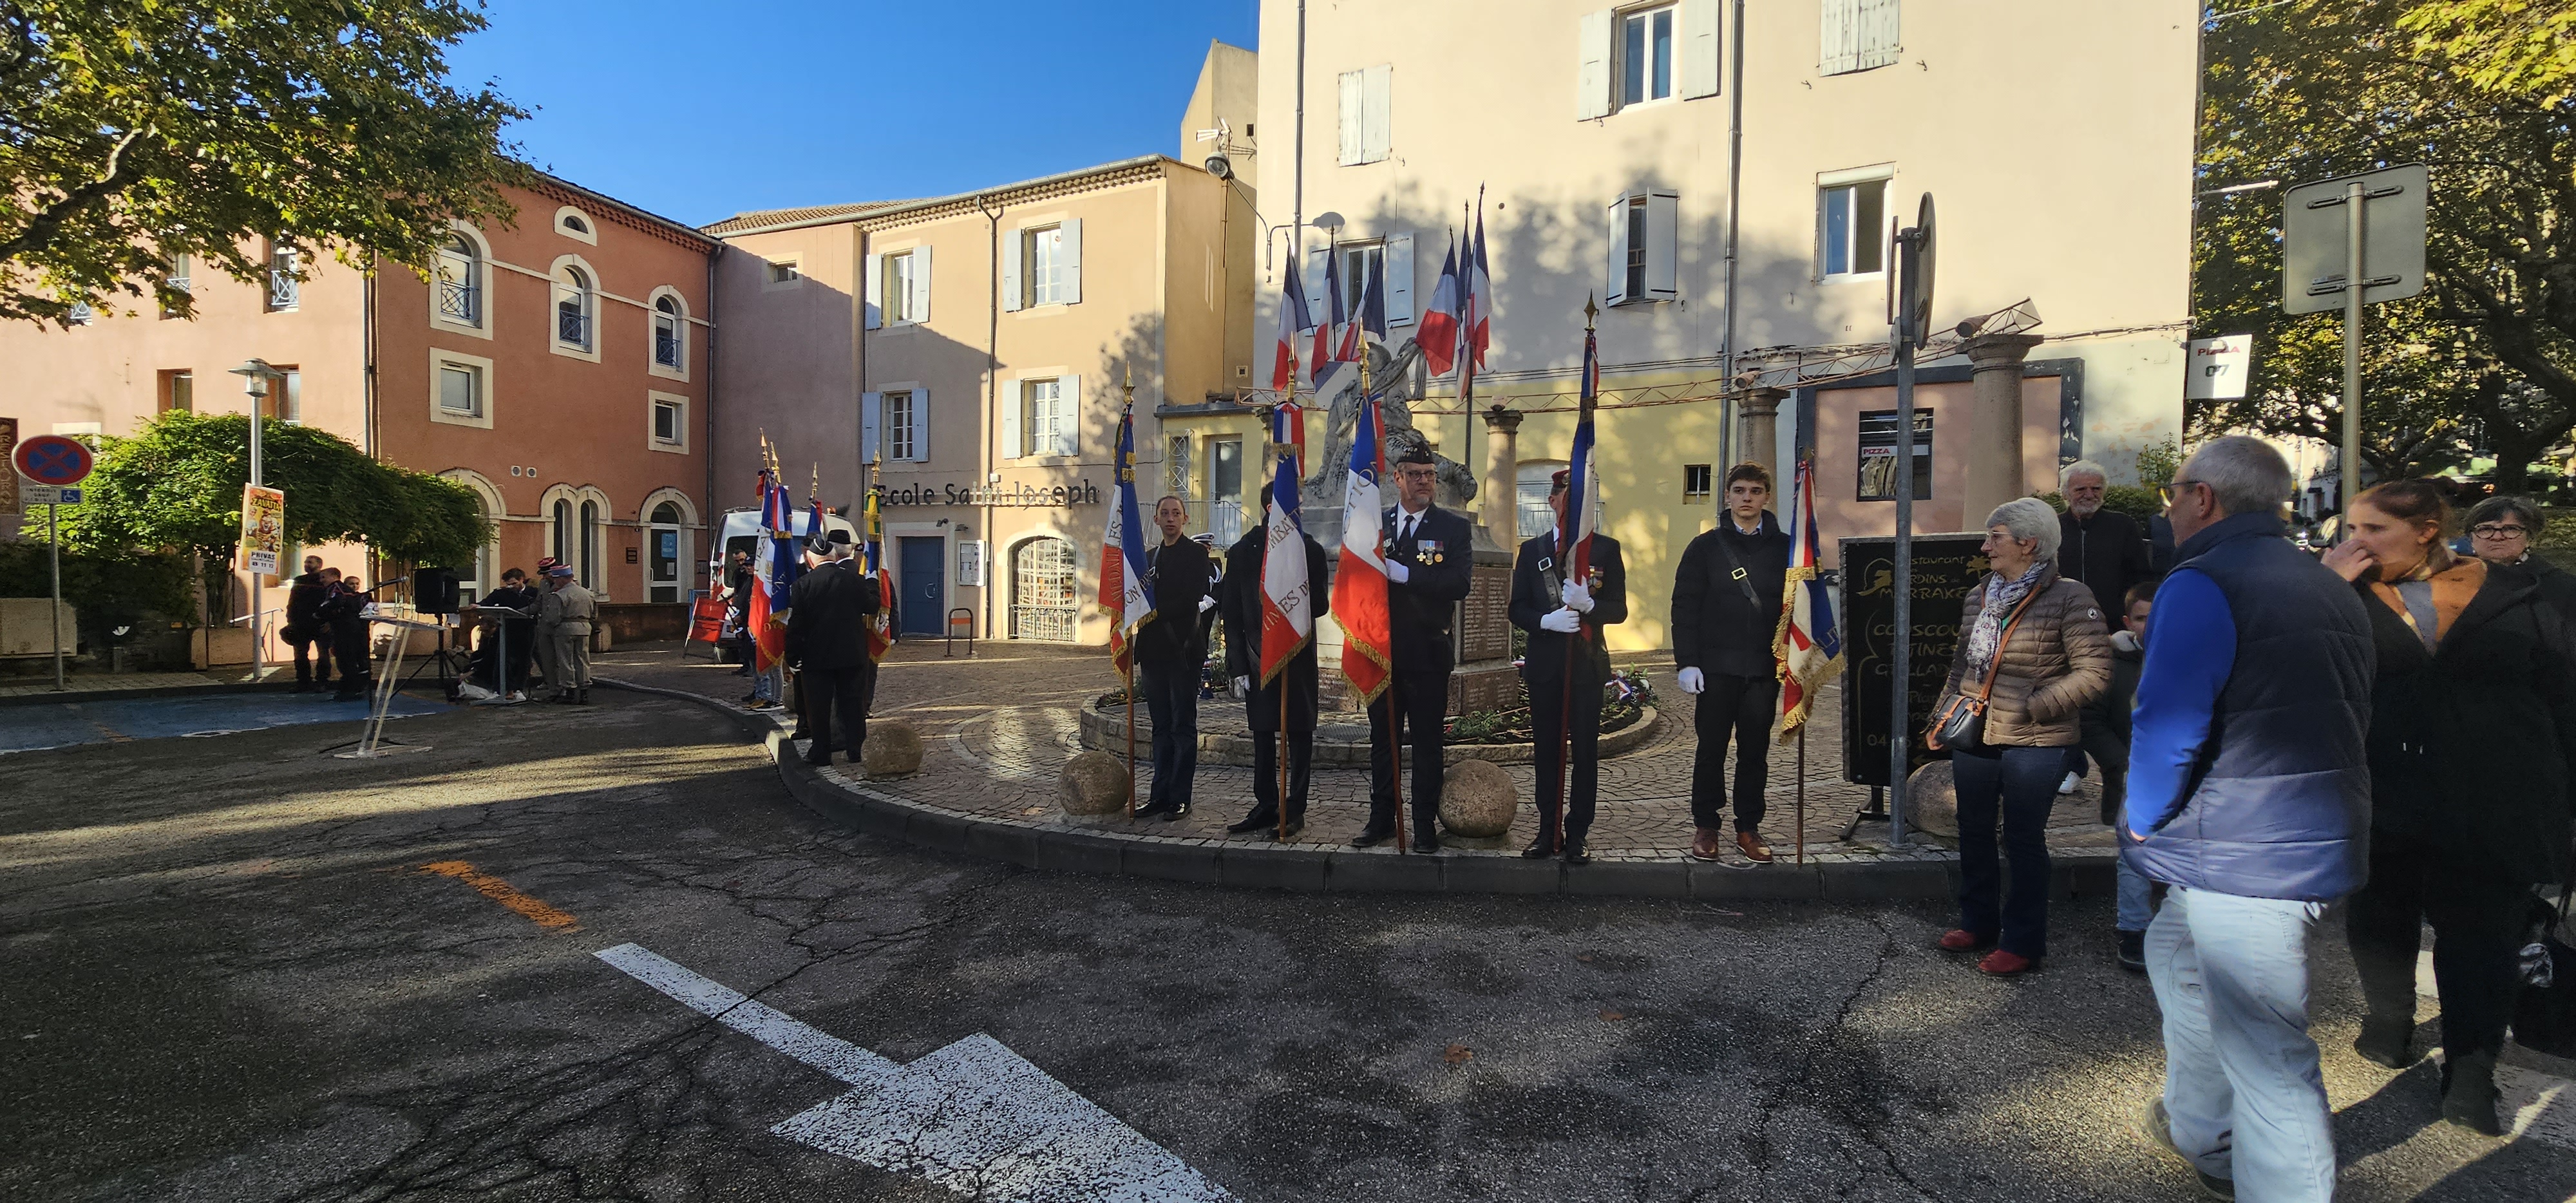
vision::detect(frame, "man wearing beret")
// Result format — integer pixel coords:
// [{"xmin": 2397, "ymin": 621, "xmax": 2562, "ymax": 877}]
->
[
  {"xmin": 539, "ymin": 565, "xmax": 597, "ymax": 705},
  {"xmin": 1356, "ymin": 444, "xmax": 1476, "ymax": 853},
  {"xmin": 1512, "ymin": 469, "xmax": 1628, "ymax": 864},
  {"xmin": 787, "ymin": 530, "xmax": 884, "ymax": 767}
]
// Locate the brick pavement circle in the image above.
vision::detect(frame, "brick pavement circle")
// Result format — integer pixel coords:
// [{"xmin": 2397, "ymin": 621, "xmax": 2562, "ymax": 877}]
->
[{"xmin": 591, "ymin": 640, "xmax": 2123, "ymax": 898}]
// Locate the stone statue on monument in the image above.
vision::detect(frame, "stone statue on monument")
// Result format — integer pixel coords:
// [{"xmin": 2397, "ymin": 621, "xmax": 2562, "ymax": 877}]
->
[{"xmin": 1297, "ymin": 339, "xmax": 1481, "ymax": 551}]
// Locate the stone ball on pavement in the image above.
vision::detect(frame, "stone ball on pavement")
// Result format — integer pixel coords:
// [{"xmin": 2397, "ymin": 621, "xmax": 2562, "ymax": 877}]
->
[
  {"xmin": 861, "ymin": 719, "xmax": 923, "ymax": 776},
  {"xmin": 1059, "ymin": 751, "xmax": 1133, "ymax": 816},
  {"xmin": 1439, "ymin": 759, "xmax": 1517, "ymax": 837},
  {"xmin": 1906, "ymin": 759, "xmax": 1959, "ymax": 842}
]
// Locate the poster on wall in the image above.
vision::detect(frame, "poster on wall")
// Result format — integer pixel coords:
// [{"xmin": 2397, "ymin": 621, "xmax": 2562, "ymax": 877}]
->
[{"xmin": 240, "ymin": 484, "xmax": 286, "ymax": 574}]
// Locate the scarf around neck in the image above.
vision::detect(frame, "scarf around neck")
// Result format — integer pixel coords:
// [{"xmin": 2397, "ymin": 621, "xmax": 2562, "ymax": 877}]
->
[{"xmin": 1962, "ymin": 560, "xmax": 2050, "ymax": 683}]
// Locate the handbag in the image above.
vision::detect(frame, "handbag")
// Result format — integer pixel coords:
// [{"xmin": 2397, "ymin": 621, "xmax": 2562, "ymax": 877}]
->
[
  {"xmin": 2511, "ymin": 884, "xmax": 2576, "ymax": 1058},
  {"xmin": 1926, "ymin": 591, "xmax": 2038, "ymax": 752}
]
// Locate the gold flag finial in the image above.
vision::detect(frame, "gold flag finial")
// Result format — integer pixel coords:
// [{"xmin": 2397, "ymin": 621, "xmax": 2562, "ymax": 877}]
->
[{"xmin": 1584, "ymin": 294, "xmax": 1598, "ymax": 329}]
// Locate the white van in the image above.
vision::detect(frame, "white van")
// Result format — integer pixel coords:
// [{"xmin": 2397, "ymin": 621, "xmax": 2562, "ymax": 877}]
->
[{"xmin": 709, "ymin": 506, "xmax": 859, "ymax": 587}]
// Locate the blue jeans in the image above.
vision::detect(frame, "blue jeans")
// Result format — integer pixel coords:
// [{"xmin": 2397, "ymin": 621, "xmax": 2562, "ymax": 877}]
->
[
  {"xmin": 2114, "ymin": 805, "xmax": 2154, "ymax": 932},
  {"xmin": 1949, "ymin": 743, "xmax": 2061, "ymax": 958},
  {"xmin": 2147, "ymin": 886, "xmax": 2337, "ymax": 1203}
]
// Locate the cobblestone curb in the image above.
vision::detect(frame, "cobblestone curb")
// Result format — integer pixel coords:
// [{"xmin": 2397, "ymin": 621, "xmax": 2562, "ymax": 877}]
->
[
  {"xmin": 1077, "ymin": 703, "xmax": 1667, "ymax": 767},
  {"xmin": 598, "ymin": 675, "xmax": 2118, "ymax": 902}
]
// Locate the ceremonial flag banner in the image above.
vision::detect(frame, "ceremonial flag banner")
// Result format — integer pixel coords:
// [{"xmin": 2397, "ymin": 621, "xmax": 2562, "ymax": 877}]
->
[
  {"xmin": 1101, "ymin": 405, "xmax": 1155, "ymax": 672},
  {"xmin": 750, "ymin": 471, "xmax": 800, "ymax": 672},
  {"xmin": 1775, "ymin": 457, "xmax": 1846, "ymax": 739},
  {"xmin": 1311, "ymin": 251, "xmax": 1344, "ymax": 384},
  {"xmin": 1558, "ymin": 324, "xmax": 1602, "ymax": 595},
  {"xmin": 1331, "ymin": 397, "xmax": 1393, "ymax": 703},
  {"xmin": 1358, "ymin": 253, "xmax": 1388, "ymax": 352},
  {"xmin": 1258, "ymin": 404, "xmax": 1314, "ymax": 684},
  {"xmin": 1271, "ymin": 262, "xmax": 1314, "ymax": 392},
  {"xmin": 1466, "ymin": 204, "xmax": 1494, "ymax": 375},
  {"xmin": 864, "ymin": 484, "xmax": 896, "ymax": 663},
  {"xmin": 1336, "ymin": 252, "xmax": 1376, "ymax": 365},
  {"xmin": 1419, "ymin": 234, "xmax": 1462, "ymax": 377}
]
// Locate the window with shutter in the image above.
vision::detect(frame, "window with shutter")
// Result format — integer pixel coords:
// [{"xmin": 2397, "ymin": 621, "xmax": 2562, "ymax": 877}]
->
[
  {"xmin": 1857, "ymin": 0, "xmax": 1901, "ymax": 70},
  {"xmin": 1819, "ymin": 0, "xmax": 1859, "ymax": 75},
  {"xmin": 863, "ymin": 252, "xmax": 884, "ymax": 329},
  {"xmin": 1576, "ymin": 9, "xmax": 1613, "ymax": 120},
  {"xmin": 1619, "ymin": 5, "xmax": 1676, "ymax": 108},
  {"xmin": 1058, "ymin": 219, "xmax": 1081, "ymax": 305},
  {"xmin": 1338, "ymin": 70, "xmax": 1366, "ymax": 164},
  {"xmin": 861, "ymin": 391, "xmax": 882, "ymax": 462},
  {"xmin": 1383, "ymin": 233, "xmax": 1413, "ymax": 325},
  {"xmin": 1678, "ymin": 0, "xmax": 1721, "ymax": 99},
  {"xmin": 1338, "ymin": 66, "xmax": 1391, "ymax": 165},
  {"xmin": 1645, "ymin": 191, "xmax": 1679, "ymax": 300},
  {"xmin": 1818, "ymin": 173, "xmax": 1891, "ymax": 278}
]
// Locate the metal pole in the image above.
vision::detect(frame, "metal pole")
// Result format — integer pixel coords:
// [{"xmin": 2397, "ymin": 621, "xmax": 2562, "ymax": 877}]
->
[
  {"xmin": 249, "ymin": 394, "xmax": 263, "ymax": 684},
  {"xmin": 1888, "ymin": 234, "xmax": 1918, "ymax": 849},
  {"xmin": 1716, "ymin": 0, "xmax": 1748, "ymax": 480},
  {"xmin": 48, "ymin": 501, "xmax": 64, "ymax": 692},
  {"xmin": 1795, "ymin": 725, "xmax": 1806, "ymax": 865},
  {"xmin": 1126, "ymin": 659, "xmax": 1137, "ymax": 820},
  {"xmin": 2340, "ymin": 178, "xmax": 2365, "ymax": 504}
]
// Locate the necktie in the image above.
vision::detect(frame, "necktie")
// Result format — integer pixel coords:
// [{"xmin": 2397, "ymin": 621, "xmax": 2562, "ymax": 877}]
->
[{"xmin": 1400, "ymin": 514, "xmax": 1417, "ymax": 553}]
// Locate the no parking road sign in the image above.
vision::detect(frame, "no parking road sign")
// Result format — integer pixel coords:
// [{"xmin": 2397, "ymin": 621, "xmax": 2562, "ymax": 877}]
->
[{"xmin": 14, "ymin": 434, "xmax": 93, "ymax": 506}]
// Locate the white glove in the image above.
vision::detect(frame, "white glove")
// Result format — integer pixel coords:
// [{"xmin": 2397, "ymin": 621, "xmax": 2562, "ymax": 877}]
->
[
  {"xmin": 1561, "ymin": 579, "xmax": 1595, "ymax": 612},
  {"xmin": 1540, "ymin": 607, "xmax": 1583, "ymax": 634},
  {"xmin": 1384, "ymin": 558, "xmax": 1410, "ymax": 584},
  {"xmin": 1198, "ymin": 594, "xmax": 1217, "ymax": 613},
  {"xmin": 1235, "ymin": 676, "xmax": 1252, "ymax": 695},
  {"xmin": 1677, "ymin": 667, "xmax": 1706, "ymax": 695}
]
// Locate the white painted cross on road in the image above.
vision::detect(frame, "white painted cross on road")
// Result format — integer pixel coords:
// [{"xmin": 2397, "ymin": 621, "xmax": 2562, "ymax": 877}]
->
[{"xmin": 596, "ymin": 942, "xmax": 1235, "ymax": 1201}]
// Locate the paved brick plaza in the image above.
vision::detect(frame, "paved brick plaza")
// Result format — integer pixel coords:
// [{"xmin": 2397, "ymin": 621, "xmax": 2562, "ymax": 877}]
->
[{"xmin": 595, "ymin": 639, "xmax": 2121, "ymax": 866}]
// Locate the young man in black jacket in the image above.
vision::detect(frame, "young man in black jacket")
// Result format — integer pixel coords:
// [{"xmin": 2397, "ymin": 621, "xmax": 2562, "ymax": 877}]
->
[
  {"xmin": 1511, "ymin": 470, "xmax": 1628, "ymax": 864},
  {"xmin": 1670, "ymin": 463, "xmax": 1789, "ymax": 864},
  {"xmin": 284, "ymin": 554, "xmax": 334, "ymax": 692},
  {"xmin": 1132, "ymin": 496, "xmax": 1216, "ymax": 819}
]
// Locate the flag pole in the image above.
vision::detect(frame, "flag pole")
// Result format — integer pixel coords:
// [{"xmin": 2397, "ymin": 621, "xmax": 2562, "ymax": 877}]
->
[
  {"xmin": 1796, "ymin": 726, "xmax": 1807, "ymax": 865},
  {"xmin": 1555, "ymin": 296, "xmax": 1599, "ymax": 853},
  {"xmin": 1124, "ymin": 370, "xmax": 1139, "ymax": 822}
]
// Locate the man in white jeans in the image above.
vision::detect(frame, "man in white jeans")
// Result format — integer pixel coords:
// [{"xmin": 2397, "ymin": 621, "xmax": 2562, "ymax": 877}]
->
[{"xmin": 2124, "ymin": 437, "xmax": 2376, "ymax": 1202}]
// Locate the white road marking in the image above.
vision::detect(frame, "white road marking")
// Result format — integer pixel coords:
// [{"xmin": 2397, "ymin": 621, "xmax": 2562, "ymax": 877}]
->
[{"xmin": 595, "ymin": 942, "xmax": 1233, "ymax": 1202}]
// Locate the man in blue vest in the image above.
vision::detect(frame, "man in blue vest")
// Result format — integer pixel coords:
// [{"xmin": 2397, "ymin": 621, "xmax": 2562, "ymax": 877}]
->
[{"xmin": 2125, "ymin": 435, "xmax": 2373, "ymax": 1203}]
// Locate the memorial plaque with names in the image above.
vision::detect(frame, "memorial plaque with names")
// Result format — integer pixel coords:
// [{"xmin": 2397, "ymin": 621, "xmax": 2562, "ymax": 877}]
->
[
  {"xmin": 1455, "ymin": 562, "xmax": 1512, "ymax": 664},
  {"xmin": 1839, "ymin": 533, "xmax": 1990, "ymax": 786}
]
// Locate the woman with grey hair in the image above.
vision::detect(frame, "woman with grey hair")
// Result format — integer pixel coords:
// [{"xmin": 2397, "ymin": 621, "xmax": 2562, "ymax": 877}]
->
[{"xmin": 1929, "ymin": 496, "xmax": 2114, "ymax": 974}]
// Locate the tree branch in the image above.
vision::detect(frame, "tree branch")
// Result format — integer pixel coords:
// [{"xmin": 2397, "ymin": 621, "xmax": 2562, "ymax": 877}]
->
[{"xmin": 0, "ymin": 122, "xmax": 153, "ymax": 267}]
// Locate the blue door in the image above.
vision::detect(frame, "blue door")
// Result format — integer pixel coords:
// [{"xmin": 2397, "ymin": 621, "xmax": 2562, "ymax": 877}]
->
[{"xmin": 898, "ymin": 536, "xmax": 945, "ymax": 636}]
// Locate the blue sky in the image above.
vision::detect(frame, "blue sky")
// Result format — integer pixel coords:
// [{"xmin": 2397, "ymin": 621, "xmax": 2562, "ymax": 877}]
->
[{"xmin": 448, "ymin": 1, "xmax": 1260, "ymax": 227}]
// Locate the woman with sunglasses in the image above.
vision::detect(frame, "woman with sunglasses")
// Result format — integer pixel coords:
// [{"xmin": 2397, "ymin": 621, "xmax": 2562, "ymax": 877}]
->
[
  {"xmin": 2463, "ymin": 495, "xmax": 2575, "ymax": 617},
  {"xmin": 2321, "ymin": 479, "xmax": 2576, "ymax": 1134}
]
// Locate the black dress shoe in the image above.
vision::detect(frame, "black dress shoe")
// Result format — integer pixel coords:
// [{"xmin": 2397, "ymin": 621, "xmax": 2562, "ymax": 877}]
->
[
  {"xmin": 1274, "ymin": 820, "xmax": 1305, "ymax": 842},
  {"xmin": 1160, "ymin": 804, "xmax": 1191, "ymax": 822},
  {"xmin": 1562, "ymin": 844, "xmax": 1591, "ymax": 866},
  {"xmin": 1350, "ymin": 826, "xmax": 1395, "ymax": 848},
  {"xmin": 804, "ymin": 753, "xmax": 832, "ymax": 767},
  {"xmin": 1226, "ymin": 813, "xmax": 1276, "ymax": 835},
  {"xmin": 1133, "ymin": 802, "xmax": 1175, "ymax": 820},
  {"xmin": 1520, "ymin": 840, "xmax": 1558, "ymax": 859},
  {"xmin": 1412, "ymin": 829, "xmax": 1443, "ymax": 855}
]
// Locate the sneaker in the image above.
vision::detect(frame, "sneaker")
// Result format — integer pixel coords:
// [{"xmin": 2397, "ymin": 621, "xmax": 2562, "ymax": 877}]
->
[
  {"xmin": 2058, "ymin": 771, "xmax": 2081, "ymax": 796},
  {"xmin": 2117, "ymin": 929, "xmax": 2147, "ymax": 974},
  {"xmin": 2142, "ymin": 1099, "xmax": 2236, "ymax": 1199}
]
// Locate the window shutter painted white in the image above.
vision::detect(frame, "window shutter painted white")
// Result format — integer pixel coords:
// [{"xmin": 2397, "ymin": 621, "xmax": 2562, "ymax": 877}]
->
[
  {"xmin": 861, "ymin": 391, "xmax": 883, "ymax": 464},
  {"xmin": 1820, "ymin": 0, "xmax": 1859, "ymax": 75},
  {"xmin": 1362, "ymin": 64, "xmax": 1392, "ymax": 163},
  {"xmin": 1338, "ymin": 70, "xmax": 1365, "ymax": 165},
  {"xmin": 1680, "ymin": 0, "xmax": 1723, "ymax": 99},
  {"xmin": 1857, "ymin": 0, "xmax": 1900, "ymax": 70},
  {"xmin": 1604, "ymin": 195, "xmax": 1631, "ymax": 306},
  {"xmin": 909, "ymin": 388, "xmax": 929, "ymax": 462},
  {"xmin": 1646, "ymin": 191, "xmax": 1680, "ymax": 300},
  {"xmin": 1383, "ymin": 234, "xmax": 1415, "ymax": 325},
  {"xmin": 1577, "ymin": 10, "xmax": 1613, "ymax": 120},
  {"xmin": 863, "ymin": 252, "xmax": 884, "ymax": 329},
  {"xmin": 1001, "ymin": 230, "xmax": 1023, "ymax": 312},
  {"xmin": 909, "ymin": 245, "xmax": 932, "ymax": 323},
  {"xmin": 1060, "ymin": 218, "xmax": 1083, "ymax": 305},
  {"xmin": 1059, "ymin": 374, "xmax": 1081, "ymax": 457},
  {"xmin": 998, "ymin": 378, "xmax": 1022, "ymax": 459}
]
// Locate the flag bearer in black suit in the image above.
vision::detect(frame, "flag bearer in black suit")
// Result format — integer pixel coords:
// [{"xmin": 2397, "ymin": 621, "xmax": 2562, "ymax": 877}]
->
[
  {"xmin": 1512, "ymin": 469, "xmax": 1629, "ymax": 864},
  {"xmin": 1219, "ymin": 495, "xmax": 1333, "ymax": 839},
  {"xmin": 1133, "ymin": 495, "xmax": 1217, "ymax": 820},
  {"xmin": 785, "ymin": 535, "xmax": 883, "ymax": 768},
  {"xmin": 1355, "ymin": 446, "xmax": 1477, "ymax": 853}
]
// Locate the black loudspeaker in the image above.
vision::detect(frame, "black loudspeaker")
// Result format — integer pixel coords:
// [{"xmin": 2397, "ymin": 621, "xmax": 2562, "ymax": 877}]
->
[{"xmin": 413, "ymin": 567, "xmax": 461, "ymax": 614}]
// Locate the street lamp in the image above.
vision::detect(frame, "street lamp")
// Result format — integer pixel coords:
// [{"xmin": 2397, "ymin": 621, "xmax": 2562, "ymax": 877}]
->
[{"xmin": 228, "ymin": 358, "xmax": 280, "ymax": 683}]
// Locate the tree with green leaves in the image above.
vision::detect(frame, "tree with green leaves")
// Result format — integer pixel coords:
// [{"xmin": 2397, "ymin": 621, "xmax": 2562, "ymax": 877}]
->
[
  {"xmin": 0, "ymin": 0, "xmax": 528, "ymax": 327},
  {"xmin": 2195, "ymin": 0, "xmax": 2576, "ymax": 491},
  {"xmin": 2397, "ymin": 0, "xmax": 2576, "ymax": 103},
  {"xmin": 56, "ymin": 412, "xmax": 491, "ymax": 573}
]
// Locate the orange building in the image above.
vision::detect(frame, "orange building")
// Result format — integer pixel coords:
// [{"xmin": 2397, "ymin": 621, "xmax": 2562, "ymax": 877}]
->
[{"xmin": 1, "ymin": 173, "xmax": 717, "ymax": 658}]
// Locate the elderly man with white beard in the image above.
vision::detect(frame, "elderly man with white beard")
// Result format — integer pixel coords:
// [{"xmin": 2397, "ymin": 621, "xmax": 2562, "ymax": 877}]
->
[{"xmin": 2056, "ymin": 459, "xmax": 2154, "ymax": 797}]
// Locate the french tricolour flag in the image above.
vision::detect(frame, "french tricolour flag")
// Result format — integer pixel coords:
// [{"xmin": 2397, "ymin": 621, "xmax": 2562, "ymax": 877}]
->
[
  {"xmin": 1557, "ymin": 325, "xmax": 1602, "ymax": 620},
  {"xmin": 1100, "ymin": 406, "xmax": 1155, "ymax": 673},
  {"xmin": 1330, "ymin": 396, "xmax": 1393, "ymax": 704},
  {"xmin": 1464, "ymin": 204, "xmax": 1493, "ymax": 378},
  {"xmin": 1309, "ymin": 251, "xmax": 1343, "ymax": 385},
  {"xmin": 1418, "ymin": 233, "xmax": 1461, "ymax": 377},
  {"xmin": 1271, "ymin": 263, "xmax": 1313, "ymax": 392},
  {"xmin": 1258, "ymin": 404, "xmax": 1312, "ymax": 683},
  {"xmin": 1775, "ymin": 456, "xmax": 1846, "ymax": 739}
]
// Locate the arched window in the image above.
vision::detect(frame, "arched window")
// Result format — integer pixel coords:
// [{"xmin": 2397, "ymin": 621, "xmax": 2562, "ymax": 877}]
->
[
  {"xmin": 552, "ymin": 498, "xmax": 574, "ymax": 565},
  {"xmin": 437, "ymin": 234, "xmax": 482, "ymax": 327},
  {"xmin": 556, "ymin": 265, "xmax": 593, "ymax": 350},
  {"xmin": 1010, "ymin": 537, "xmax": 1080, "ymax": 642},
  {"xmin": 646, "ymin": 500, "xmax": 686, "ymax": 602},
  {"xmin": 577, "ymin": 499, "xmax": 601, "ymax": 587},
  {"xmin": 653, "ymin": 295, "xmax": 683, "ymax": 370}
]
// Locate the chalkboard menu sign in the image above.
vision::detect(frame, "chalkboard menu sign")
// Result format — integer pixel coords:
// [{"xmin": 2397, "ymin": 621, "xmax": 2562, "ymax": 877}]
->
[{"xmin": 1840, "ymin": 533, "xmax": 1992, "ymax": 786}]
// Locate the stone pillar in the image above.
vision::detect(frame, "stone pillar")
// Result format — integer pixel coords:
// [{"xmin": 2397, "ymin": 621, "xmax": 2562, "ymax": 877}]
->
[
  {"xmin": 1479, "ymin": 404, "xmax": 1523, "ymax": 548},
  {"xmin": 1736, "ymin": 386, "xmax": 1788, "ymax": 478},
  {"xmin": 1960, "ymin": 333, "xmax": 2045, "ymax": 527}
]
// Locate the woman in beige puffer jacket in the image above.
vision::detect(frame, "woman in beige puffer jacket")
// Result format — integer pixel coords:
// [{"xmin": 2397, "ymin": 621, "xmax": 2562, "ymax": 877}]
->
[{"xmin": 1929, "ymin": 497, "xmax": 2114, "ymax": 975}]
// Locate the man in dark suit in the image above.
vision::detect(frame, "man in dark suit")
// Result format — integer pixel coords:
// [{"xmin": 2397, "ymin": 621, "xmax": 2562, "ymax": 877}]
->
[
  {"xmin": 284, "ymin": 554, "xmax": 334, "ymax": 692},
  {"xmin": 1671, "ymin": 462, "xmax": 1790, "ymax": 863},
  {"xmin": 785, "ymin": 534, "xmax": 883, "ymax": 768},
  {"xmin": 1133, "ymin": 495, "xmax": 1217, "ymax": 820},
  {"xmin": 2055, "ymin": 459, "xmax": 2152, "ymax": 795},
  {"xmin": 1356, "ymin": 446, "xmax": 1476, "ymax": 853},
  {"xmin": 1219, "ymin": 495, "xmax": 1331, "ymax": 839},
  {"xmin": 1513, "ymin": 469, "xmax": 1629, "ymax": 864}
]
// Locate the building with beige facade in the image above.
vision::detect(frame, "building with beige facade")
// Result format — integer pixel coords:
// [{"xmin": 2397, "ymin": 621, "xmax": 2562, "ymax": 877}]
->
[
  {"xmin": 0, "ymin": 173, "xmax": 719, "ymax": 658},
  {"xmin": 1254, "ymin": 0, "xmax": 2200, "ymax": 650}
]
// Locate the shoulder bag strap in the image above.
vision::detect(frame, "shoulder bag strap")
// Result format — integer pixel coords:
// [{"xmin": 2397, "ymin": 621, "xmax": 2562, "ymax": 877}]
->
[
  {"xmin": 1971, "ymin": 591, "xmax": 2043, "ymax": 704},
  {"xmin": 1705, "ymin": 525, "xmax": 1765, "ymax": 608}
]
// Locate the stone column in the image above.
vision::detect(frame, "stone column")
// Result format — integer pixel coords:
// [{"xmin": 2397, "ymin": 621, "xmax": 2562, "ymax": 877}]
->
[
  {"xmin": 1479, "ymin": 404, "xmax": 1522, "ymax": 548},
  {"xmin": 1736, "ymin": 386, "xmax": 1788, "ymax": 478},
  {"xmin": 1960, "ymin": 333, "xmax": 2046, "ymax": 527}
]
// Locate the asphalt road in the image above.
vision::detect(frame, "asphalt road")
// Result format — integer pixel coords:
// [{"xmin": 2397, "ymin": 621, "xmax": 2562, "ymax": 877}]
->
[{"xmin": 2, "ymin": 691, "xmax": 2568, "ymax": 1202}]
